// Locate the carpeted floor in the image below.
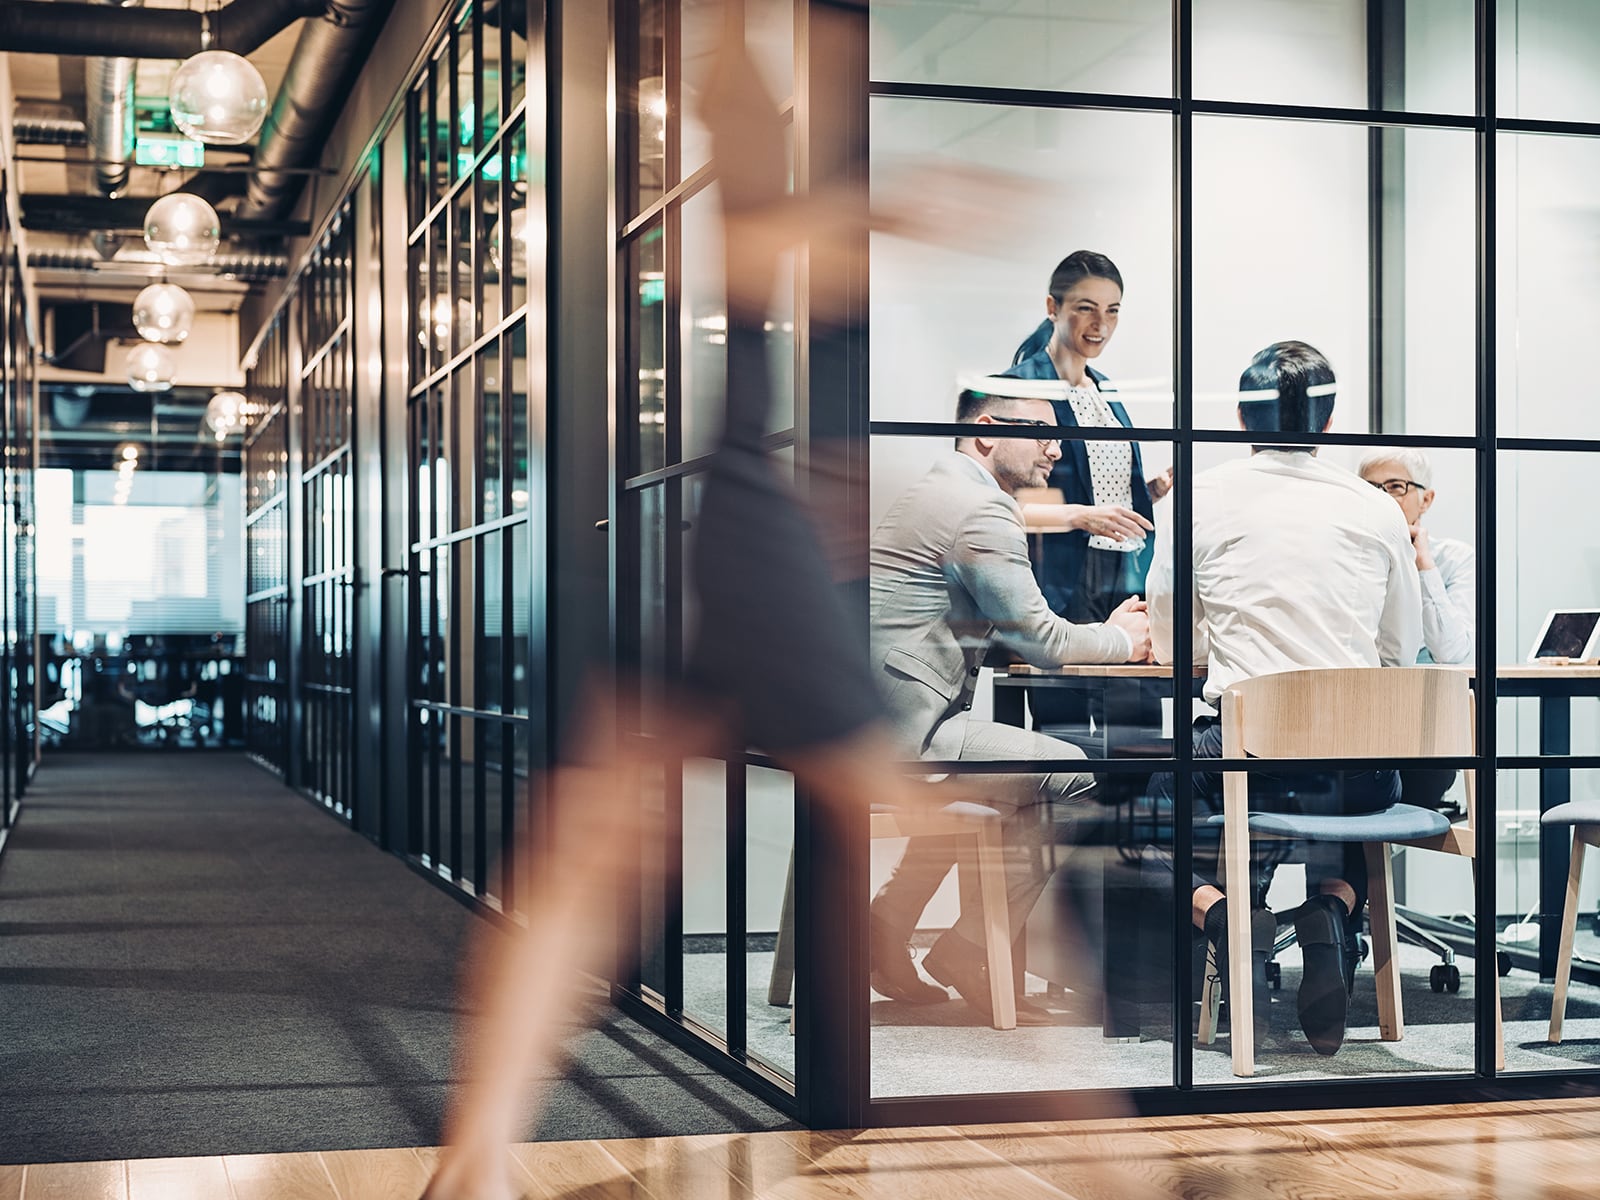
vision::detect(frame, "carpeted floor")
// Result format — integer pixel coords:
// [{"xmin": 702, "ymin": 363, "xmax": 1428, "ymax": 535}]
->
[{"xmin": 0, "ymin": 753, "xmax": 793, "ymax": 1165}]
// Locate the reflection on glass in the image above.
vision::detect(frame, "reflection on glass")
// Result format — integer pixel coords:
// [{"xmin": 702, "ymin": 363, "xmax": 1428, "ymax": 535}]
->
[
  {"xmin": 1498, "ymin": 133, "xmax": 1600, "ymax": 439},
  {"xmin": 1193, "ymin": 120, "xmax": 1474, "ymax": 437},
  {"xmin": 630, "ymin": 226, "xmax": 666, "ymax": 474},
  {"xmin": 871, "ymin": 0, "xmax": 1171, "ymax": 97},
  {"xmin": 635, "ymin": 484, "xmax": 667, "ymax": 722},
  {"xmin": 507, "ymin": 322, "xmax": 529, "ymax": 511},
  {"xmin": 682, "ymin": 756, "xmax": 728, "ymax": 1036},
  {"xmin": 506, "ymin": 0, "xmax": 527, "ymax": 113},
  {"xmin": 869, "ymin": 99, "xmax": 1172, "ymax": 427},
  {"xmin": 1495, "ymin": 769, "xmax": 1600, "ymax": 1072},
  {"xmin": 454, "ymin": 186, "xmax": 478, "ymax": 351},
  {"xmin": 509, "ymin": 518, "xmax": 530, "ymax": 717},
  {"xmin": 629, "ymin": 0, "xmax": 666, "ymax": 216},
  {"xmin": 681, "ymin": 185, "xmax": 726, "ymax": 464},
  {"xmin": 506, "ymin": 120, "xmax": 528, "ymax": 314},
  {"xmin": 1499, "ymin": 0, "xmax": 1600, "ymax": 121},
  {"xmin": 429, "ymin": 55, "xmax": 451, "ymax": 208},
  {"xmin": 481, "ymin": 528, "xmax": 504, "ymax": 712},
  {"xmin": 481, "ymin": 339, "xmax": 503, "ymax": 520},
  {"xmin": 748, "ymin": 764, "xmax": 795, "ymax": 1079},
  {"xmin": 453, "ymin": 17, "xmax": 475, "ymax": 176}
]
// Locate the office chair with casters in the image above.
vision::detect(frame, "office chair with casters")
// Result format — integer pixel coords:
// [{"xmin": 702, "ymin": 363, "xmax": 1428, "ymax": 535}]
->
[
  {"xmin": 1198, "ymin": 666, "xmax": 1503, "ymax": 1077},
  {"xmin": 1542, "ymin": 799, "xmax": 1600, "ymax": 1044},
  {"xmin": 770, "ymin": 799, "xmax": 1019, "ymax": 1031}
]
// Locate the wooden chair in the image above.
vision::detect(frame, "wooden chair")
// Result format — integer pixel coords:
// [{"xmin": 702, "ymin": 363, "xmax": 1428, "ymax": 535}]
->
[
  {"xmin": 1541, "ymin": 799, "xmax": 1600, "ymax": 1043},
  {"xmin": 770, "ymin": 800, "xmax": 1019, "ymax": 1031},
  {"xmin": 1200, "ymin": 667, "xmax": 1502, "ymax": 1077}
]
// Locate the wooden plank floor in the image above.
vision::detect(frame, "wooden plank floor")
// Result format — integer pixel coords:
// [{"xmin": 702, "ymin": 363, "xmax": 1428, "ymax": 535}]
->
[{"xmin": 6, "ymin": 1097, "xmax": 1600, "ymax": 1198}]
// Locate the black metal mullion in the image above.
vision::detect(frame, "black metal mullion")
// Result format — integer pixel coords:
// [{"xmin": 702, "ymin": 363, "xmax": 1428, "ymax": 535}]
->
[
  {"xmin": 1473, "ymin": 0, "xmax": 1499, "ymax": 1081},
  {"xmin": 1170, "ymin": 0, "xmax": 1194, "ymax": 1094},
  {"xmin": 725, "ymin": 760, "xmax": 747, "ymax": 1059}
]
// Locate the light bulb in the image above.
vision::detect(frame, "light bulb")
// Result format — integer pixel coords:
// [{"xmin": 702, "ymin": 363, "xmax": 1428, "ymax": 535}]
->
[
  {"xmin": 205, "ymin": 391, "xmax": 247, "ymax": 435},
  {"xmin": 488, "ymin": 208, "xmax": 532, "ymax": 278},
  {"xmin": 639, "ymin": 75, "xmax": 666, "ymax": 153},
  {"xmin": 131, "ymin": 283, "xmax": 195, "ymax": 343},
  {"xmin": 127, "ymin": 343, "xmax": 177, "ymax": 392},
  {"xmin": 144, "ymin": 193, "xmax": 221, "ymax": 266},
  {"xmin": 170, "ymin": 50, "xmax": 269, "ymax": 145}
]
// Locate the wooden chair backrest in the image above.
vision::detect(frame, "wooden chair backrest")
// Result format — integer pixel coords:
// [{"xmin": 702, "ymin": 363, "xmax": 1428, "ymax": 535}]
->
[{"xmin": 1221, "ymin": 667, "xmax": 1473, "ymax": 760}]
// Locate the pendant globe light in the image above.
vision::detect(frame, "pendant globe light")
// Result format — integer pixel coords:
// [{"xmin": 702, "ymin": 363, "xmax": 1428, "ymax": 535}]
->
[
  {"xmin": 127, "ymin": 343, "xmax": 177, "ymax": 392},
  {"xmin": 204, "ymin": 390, "xmax": 247, "ymax": 436},
  {"xmin": 170, "ymin": 49, "xmax": 269, "ymax": 145},
  {"xmin": 131, "ymin": 283, "xmax": 196, "ymax": 343},
  {"xmin": 144, "ymin": 193, "xmax": 221, "ymax": 266}
]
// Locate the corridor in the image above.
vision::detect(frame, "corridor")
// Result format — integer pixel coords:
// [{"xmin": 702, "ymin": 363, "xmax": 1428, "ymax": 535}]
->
[{"xmin": 0, "ymin": 754, "xmax": 790, "ymax": 1165}]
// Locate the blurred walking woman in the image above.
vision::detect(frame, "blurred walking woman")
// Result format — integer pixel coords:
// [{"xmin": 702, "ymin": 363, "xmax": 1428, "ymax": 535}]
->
[{"xmin": 1003, "ymin": 250, "xmax": 1170, "ymax": 627}]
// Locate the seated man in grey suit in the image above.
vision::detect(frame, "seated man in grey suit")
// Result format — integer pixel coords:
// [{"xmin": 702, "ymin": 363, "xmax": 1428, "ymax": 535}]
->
[{"xmin": 869, "ymin": 381, "xmax": 1152, "ymax": 1024}]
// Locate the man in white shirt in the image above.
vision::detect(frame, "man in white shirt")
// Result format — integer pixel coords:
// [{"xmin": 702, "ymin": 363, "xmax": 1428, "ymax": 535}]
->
[
  {"xmin": 869, "ymin": 383, "xmax": 1151, "ymax": 1024},
  {"xmin": 1147, "ymin": 340, "xmax": 1422, "ymax": 1056}
]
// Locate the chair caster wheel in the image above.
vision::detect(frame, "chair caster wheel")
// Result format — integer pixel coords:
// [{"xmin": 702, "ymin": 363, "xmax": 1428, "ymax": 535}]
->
[
  {"xmin": 1430, "ymin": 963, "xmax": 1462, "ymax": 993},
  {"xmin": 1497, "ymin": 951, "xmax": 1513, "ymax": 977}
]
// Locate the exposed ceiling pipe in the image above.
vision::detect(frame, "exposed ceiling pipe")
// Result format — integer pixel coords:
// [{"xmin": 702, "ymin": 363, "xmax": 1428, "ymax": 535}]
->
[
  {"xmin": 237, "ymin": 0, "xmax": 395, "ymax": 221},
  {"xmin": 0, "ymin": 0, "xmax": 329, "ymax": 59},
  {"xmin": 28, "ymin": 247, "xmax": 289, "ymax": 281},
  {"xmin": 84, "ymin": 0, "xmax": 138, "ymax": 198},
  {"xmin": 12, "ymin": 101, "xmax": 87, "ymax": 146}
]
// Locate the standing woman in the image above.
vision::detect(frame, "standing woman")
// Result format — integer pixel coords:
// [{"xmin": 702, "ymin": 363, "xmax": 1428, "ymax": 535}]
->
[{"xmin": 1003, "ymin": 251, "xmax": 1170, "ymax": 727}]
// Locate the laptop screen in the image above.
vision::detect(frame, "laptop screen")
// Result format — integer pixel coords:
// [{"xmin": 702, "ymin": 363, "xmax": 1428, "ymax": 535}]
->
[{"xmin": 1534, "ymin": 611, "xmax": 1600, "ymax": 659}]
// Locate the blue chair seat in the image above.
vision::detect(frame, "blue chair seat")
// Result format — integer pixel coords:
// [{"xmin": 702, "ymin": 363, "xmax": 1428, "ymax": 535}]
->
[
  {"xmin": 1204, "ymin": 802, "xmax": 1451, "ymax": 842},
  {"xmin": 1541, "ymin": 799, "xmax": 1600, "ymax": 827}
]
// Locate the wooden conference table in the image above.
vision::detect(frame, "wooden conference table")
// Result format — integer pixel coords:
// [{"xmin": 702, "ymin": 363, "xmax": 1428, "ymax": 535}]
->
[{"xmin": 993, "ymin": 662, "xmax": 1600, "ymax": 983}]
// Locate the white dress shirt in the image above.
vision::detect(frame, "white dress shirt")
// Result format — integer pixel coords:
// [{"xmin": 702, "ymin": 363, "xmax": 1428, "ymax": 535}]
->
[
  {"xmin": 1149, "ymin": 450, "xmax": 1423, "ymax": 703},
  {"xmin": 1419, "ymin": 534, "xmax": 1475, "ymax": 664},
  {"xmin": 1063, "ymin": 384, "xmax": 1140, "ymax": 554}
]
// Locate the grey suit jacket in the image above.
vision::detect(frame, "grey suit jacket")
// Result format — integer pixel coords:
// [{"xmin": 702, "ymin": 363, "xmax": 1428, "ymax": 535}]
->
[{"xmin": 869, "ymin": 453, "xmax": 1129, "ymax": 760}]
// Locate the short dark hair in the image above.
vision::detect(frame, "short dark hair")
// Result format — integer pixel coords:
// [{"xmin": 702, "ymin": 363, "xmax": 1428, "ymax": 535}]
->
[
  {"xmin": 1010, "ymin": 250, "xmax": 1124, "ymax": 366},
  {"xmin": 956, "ymin": 386, "xmax": 1014, "ymax": 424},
  {"xmin": 1236, "ymin": 340, "xmax": 1336, "ymax": 436}
]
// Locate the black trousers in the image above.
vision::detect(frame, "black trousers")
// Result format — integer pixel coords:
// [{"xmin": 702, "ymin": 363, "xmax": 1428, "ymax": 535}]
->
[{"xmin": 1150, "ymin": 716, "xmax": 1401, "ymax": 913}]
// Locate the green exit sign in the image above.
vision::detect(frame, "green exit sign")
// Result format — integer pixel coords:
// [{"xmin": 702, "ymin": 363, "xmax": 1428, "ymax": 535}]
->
[{"xmin": 135, "ymin": 137, "xmax": 205, "ymax": 168}]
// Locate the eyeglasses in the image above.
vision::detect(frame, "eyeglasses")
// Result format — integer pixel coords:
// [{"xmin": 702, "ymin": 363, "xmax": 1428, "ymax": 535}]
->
[
  {"xmin": 988, "ymin": 415, "xmax": 1056, "ymax": 446},
  {"xmin": 1369, "ymin": 478, "xmax": 1423, "ymax": 499}
]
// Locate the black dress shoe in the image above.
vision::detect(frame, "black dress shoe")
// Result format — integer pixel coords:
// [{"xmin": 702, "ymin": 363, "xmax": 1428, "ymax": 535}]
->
[
  {"xmin": 1291, "ymin": 894, "xmax": 1351, "ymax": 1056},
  {"xmin": 923, "ymin": 933, "xmax": 1053, "ymax": 1026},
  {"xmin": 1203, "ymin": 900, "xmax": 1275, "ymax": 1043},
  {"xmin": 869, "ymin": 917, "xmax": 949, "ymax": 1005}
]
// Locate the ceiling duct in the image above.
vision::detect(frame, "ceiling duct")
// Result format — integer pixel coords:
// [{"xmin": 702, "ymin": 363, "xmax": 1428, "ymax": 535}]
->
[
  {"xmin": 28, "ymin": 246, "xmax": 289, "ymax": 281},
  {"xmin": 42, "ymin": 301, "xmax": 139, "ymax": 373},
  {"xmin": 0, "ymin": 0, "xmax": 329, "ymax": 59},
  {"xmin": 237, "ymin": 0, "xmax": 395, "ymax": 221},
  {"xmin": 12, "ymin": 101, "xmax": 87, "ymax": 146},
  {"xmin": 85, "ymin": 0, "xmax": 137, "ymax": 198}
]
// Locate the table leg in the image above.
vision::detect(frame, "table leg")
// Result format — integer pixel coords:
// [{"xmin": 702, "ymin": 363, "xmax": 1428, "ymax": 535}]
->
[
  {"xmin": 1539, "ymin": 696, "xmax": 1572, "ymax": 981},
  {"xmin": 994, "ymin": 682, "xmax": 1025, "ymax": 729}
]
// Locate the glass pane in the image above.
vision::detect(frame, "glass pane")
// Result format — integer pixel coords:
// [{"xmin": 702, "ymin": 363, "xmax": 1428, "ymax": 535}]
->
[
  {"xmin": 477, "ymin": 162, "xmax": 503, "ymax": 332},
  {"xmin": 482, "ymin": 2, "xmax": 501, "ymax": 135},
  {"xmin": 411, "ymin": 85, "xmax": 429, "ymax": 228},
  {"xmin": 481, "ymin": 338, "xmax": 503, "ymax": 521},
  {"xmin": 638, "ymin": 756, "xmax": 669, "ymax": 996},
  {"xmin": 453, "ymin": 18, "xmax": 474, "ymax": 178},
  {"xmin": 746, "ymin": 0, "xmax": 793, "ymax": 105},
  {"xmin": 1498, "ymin": 0, "xmax": 1600, "ymax": 121},
  {"xmin": 747, "ymin": 764, "xmax": 795, "ymax": 1080},
  {"xmin": 629, "ymin": 0, "xmax": 667, "ymax": 217},
  {"xmin": 1195, "ymin": 0, "xmax": 1475, "ymax": 114},
  {"xmin": 636, "ymin": 484, "xmax": 668, "ymax": 708},
  {"xmin": 506, "ymin": 0, "xmax": 527, "ymax": 114},
  {"xmin": 1497, "ymin": 132, "xmax": 1600, "ymax": 439},
  {"xmin": 453, "ymin": 362, "xmax": 477, "ymax": 530},
  {"xmin": 869, "ymin": 100, "xmax": 1172, "ymax": 430},
  {"xmin": 505, "ymin": 119, "xmax": 528, "ymax": 315},
  {"xmin": 678, "ymin": 0, "xmax": 721, "ymax": 181},
  {"xmin": 430, "ymin": 55, "xmax": 451, "ymax": 210},
  {"xmin": 481, "ymin": 528, "xmax": 504, "ymax": 713},
  {"xmin": 630, "ymin": 226, "xmax": 667, "ymax": 475},
  {"xmin": 509, "ymin": 518, "xmax": 530, "ymax": 717},
  {"xmin": 870, "ymin": 0, "xmax": 1171, "ymax": 97},
  {"xmin": 506, "ymin": 321, "xmax": 529, "ymax": 512},
  {"xmin": 1193, "ymin": 118, "xmax": 1474, "ymax": 436},
  {"xmin": 681, "ymin": 756, "xmax": 728, "ymax": 1037},
  {"xmin": 454, "ymin": 187, "xmax": 478, "ymax": 353},
  {"xmin": 1495, "ymin": 769, "xmax": 1600, "ymax": 1073},
  {"xmin": 680, "ymin": 185, "xmax": 726, "ymax": 464}
]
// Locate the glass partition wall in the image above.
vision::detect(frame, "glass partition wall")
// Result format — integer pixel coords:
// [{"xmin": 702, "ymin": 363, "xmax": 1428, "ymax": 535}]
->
[{"xmin": 614, "ymin": 0, "xmax": 1600, "ymax": 1125}]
